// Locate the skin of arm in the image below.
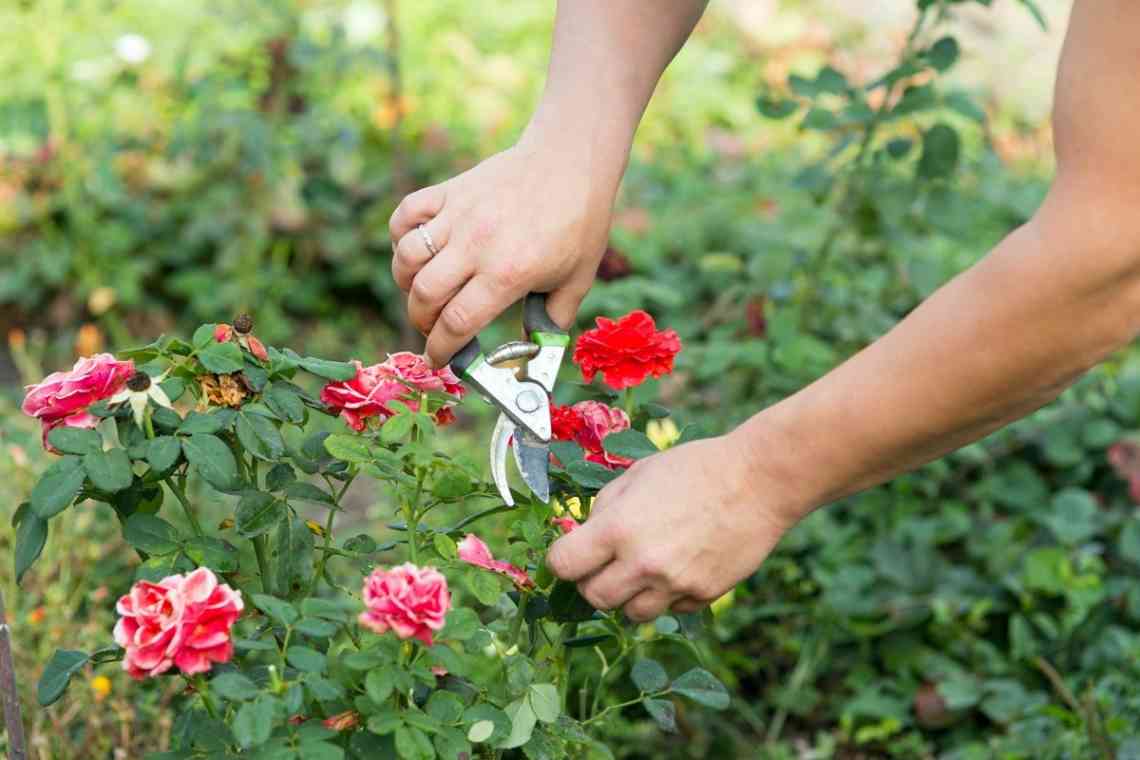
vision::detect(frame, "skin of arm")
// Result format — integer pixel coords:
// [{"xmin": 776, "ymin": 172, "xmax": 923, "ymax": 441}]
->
[
  {"xmin": 388, "ymin": 0, "xmax": 707, "ymax": 367},
  {"xmin": 546, "ymin": 0, "xmax": 1140, "ymax": 621}
]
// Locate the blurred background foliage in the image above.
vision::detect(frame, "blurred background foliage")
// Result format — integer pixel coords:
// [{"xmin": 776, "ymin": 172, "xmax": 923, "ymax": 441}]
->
[{"xmin": 7, "ymin": 0, "xmax": 1140, "ymax": 758}]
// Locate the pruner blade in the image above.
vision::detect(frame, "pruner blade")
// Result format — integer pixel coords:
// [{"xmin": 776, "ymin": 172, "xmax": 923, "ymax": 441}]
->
[
  {"xmin": 490, "ymin": 413, "xmax": 515, "ymax": 507},
  {"xmin": 513, "ymin": 430, "xmax": 551, "ymax": 504}
]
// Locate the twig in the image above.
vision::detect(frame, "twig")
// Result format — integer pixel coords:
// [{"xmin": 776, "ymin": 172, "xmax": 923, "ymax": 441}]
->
[
  {"xmin": 1034, "ymin": 657, "xmax": 1116, "ymax": 760},
  {"xmin": 0, "ymin": 590, "xmax": 29, "ymax": 760}
]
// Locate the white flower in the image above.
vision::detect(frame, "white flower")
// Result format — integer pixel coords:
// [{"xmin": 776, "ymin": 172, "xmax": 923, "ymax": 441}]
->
[
  {"xmin": 109, "ymin": 371, "xmax": 173, "ymax": 427},
  {"xmin": 114, "ymin": 34, "xmax": 151, "ymax": 65}
]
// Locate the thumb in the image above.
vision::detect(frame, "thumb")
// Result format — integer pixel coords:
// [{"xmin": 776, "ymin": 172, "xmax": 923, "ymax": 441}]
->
[{"xmin": 546, "ymin": 518, "xmax": 614, "ymax": 582}]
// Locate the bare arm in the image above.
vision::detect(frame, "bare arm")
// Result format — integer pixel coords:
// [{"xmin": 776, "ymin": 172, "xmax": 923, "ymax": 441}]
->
[
  {"xmin": 389, "ymin": 1, "xmax": 706, "ymax": 366},
  {"xmin": 547, "ymin": 0, "xmax": 1140, "ymax": 621}
]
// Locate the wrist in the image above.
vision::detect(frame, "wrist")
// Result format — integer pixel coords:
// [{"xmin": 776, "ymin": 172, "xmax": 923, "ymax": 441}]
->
[{"xmin": 518, "ymin": 100, "xmax": 634, "ymax": 197}]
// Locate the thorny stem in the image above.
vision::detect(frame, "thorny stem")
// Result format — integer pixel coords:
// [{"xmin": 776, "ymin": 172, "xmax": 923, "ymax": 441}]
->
[
  {"xmin": 191, "ymin": 675, "xmax": 221, "ymax": 720},
  {"xmin": 510, "ymin": 592, "xmax": 530, "ymax": 648},
  {"xmin": 310, "ymin": 474, "xmax": 355, "ymax": 595},
  {"xmin": 253, "ymin": 536, "xmax": 273, "ymax": 595}
]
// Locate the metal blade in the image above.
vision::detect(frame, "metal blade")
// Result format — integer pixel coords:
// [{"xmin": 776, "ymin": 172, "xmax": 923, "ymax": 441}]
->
[
  {"xmin": 490, "ymin": 413, "xmax": 515, "ymax": 506},
  {"xmin": 513, "ymin": 430, "xmax": 551, "ymax": 503}
]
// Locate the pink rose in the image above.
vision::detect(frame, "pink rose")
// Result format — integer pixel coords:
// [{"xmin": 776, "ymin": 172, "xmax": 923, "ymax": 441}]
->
[
  {"xmin": 320, "ymin": 361, "xmax": 408, "ymax": 431},
  {"xmin": 457, "ymin": 534, "xmax": 533, "ymax": 590},
  {"xmin": 359, "ymin": 564, "xmax": 451, "ymax": 646},
  {"xmin": 22, "ymin": 353, "xmax": 135, "ymax": 450},
  {"xmin": 113, "ymin": 567, "xmax": 243, "ymax": 680},
  {"xmin": 1108, "ymin": 440, "xmax": 1140, "ymax": 502},
  {"xmin": 552, "ymin": 516, "xmax": 580, "ymax": 535},
  {"xmin": 381, "ymin": 351, "xmax": 465, "ymax": 397},
  {"xmin": 213, "ymin": 323, "xmax": 234, "ymax": 343},
  {"xmin": 550, "ymin": 400, "xmax": 634, "ymax": 470}
]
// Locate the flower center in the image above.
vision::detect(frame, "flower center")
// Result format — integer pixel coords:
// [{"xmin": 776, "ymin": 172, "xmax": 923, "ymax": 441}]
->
[{"xmin": 126, "ymin": 371, "xmax": 151, "ymax": 392}]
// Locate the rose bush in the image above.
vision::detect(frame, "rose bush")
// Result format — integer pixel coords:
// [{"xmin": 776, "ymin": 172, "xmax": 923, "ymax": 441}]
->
[{"xmin": 13, "ymin": 312, "xmax": 727, "ymax": 759}]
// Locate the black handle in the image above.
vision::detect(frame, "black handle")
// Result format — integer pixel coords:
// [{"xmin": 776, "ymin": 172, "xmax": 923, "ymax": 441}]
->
[
  {"xmin": 523, "ymin": 293, "xmax": 567, "ymax": 337},
  {"xmin": 449, "ymin": 338, "xmax": 483, "ymax": 376}
]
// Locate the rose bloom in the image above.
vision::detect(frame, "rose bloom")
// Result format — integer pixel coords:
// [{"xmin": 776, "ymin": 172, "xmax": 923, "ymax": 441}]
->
[
  {"xmin": 551, "ymin": 400, "xmax": 634, "ymax": 469},
  {"xmin": 457, "ymin": 534, "xmax": 533, "ymax": 589},
  {"xmin": 1108, "ymin": 439, "xmax": 1140, "ymax": 502},
  {"xmin": 113, "ymin": 567, "xmax": 243, "ymax": 680},
  {"xmin": 22, "ymin": 353, "xmax": 134, "ymax": 449},
  {"xmin": 359, "ymin": 564, "xmax": 451, "ymax": 646},
  {"xmin": 573, "ymin": 310, "xmax": 681, "ymax": 390},
  {"xmin": 551, "ymin": 516, "xmax": 580, "ymax": 534},
  {"xmin": 321, "ymin": 354, "xmax": 464, "ymax": 431}
]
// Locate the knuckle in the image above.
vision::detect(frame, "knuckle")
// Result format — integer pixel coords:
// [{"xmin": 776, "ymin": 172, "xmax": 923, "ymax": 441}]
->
[
  {"xmin": 409, "ymin": 275, "xmax": 437, "ymax": 305},
  {"xmin": 546, "ymin": 548, "xmax": 572, "ymax": 580},
  {"xmin": 633, "ymin": 550, "xmax": 671, "ymax": 581},
  {"xmin": 624, "ymin": 599, "xmax": 655, "ymax": 623},
  {"xmin": 466, "ymin": 216, "xmax": 499, "ymax": 252},
  {"xmin": 440, "ymin": 301, "xmax": 474, "ymax": 336},
  {"xmin": 490, "ymin": 258, "xmax": 529, "ymax": 290}
]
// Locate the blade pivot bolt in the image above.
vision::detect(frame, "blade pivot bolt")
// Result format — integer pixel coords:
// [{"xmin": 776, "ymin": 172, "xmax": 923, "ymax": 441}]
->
[{"xmin": 516, "ymin": 389, "xmax": 541, "ymax": 414}]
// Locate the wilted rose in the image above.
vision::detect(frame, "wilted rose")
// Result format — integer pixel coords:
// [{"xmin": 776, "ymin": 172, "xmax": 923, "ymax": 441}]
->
[{"xmin": 457, "ymin": 534, "xmax": 533, "ymax": 589}]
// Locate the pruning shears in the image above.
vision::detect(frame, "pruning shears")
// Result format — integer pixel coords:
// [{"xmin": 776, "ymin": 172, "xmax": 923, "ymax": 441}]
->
[{"xmin": 448, "ymin": 293, "xmax": 569, "ymax": 506}]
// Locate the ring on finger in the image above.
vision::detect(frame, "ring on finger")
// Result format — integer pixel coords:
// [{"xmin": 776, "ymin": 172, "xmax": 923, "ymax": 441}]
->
[{"xmin": 417, "ymin": 223, "xmax": 441, "ymax": 258}]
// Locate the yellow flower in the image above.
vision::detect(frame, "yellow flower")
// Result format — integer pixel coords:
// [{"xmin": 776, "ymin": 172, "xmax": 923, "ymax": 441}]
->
[
  {"xmin": 646, "ymin": 418, "xmax": 680, "ymax": 450},
  {"xmin": 305, "ymin": 520, "xmax": 326, "ymax": 537},
  {"xmin": 90, "ymin": 675, "xmax": 112, "ymax": 702},
  {"xmin": 217, "ymin": 517, "xmax": 235, "ymax": 531}
]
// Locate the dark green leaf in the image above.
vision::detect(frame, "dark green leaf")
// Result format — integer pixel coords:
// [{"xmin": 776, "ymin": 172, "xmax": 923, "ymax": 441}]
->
[
  {"xmin": 644, "ymin": 699, "xmax": 677, "ymax": 732},
  {"xmin": 432, "ymin": 727, "xmax": 471, "ymax": 760},
  {"xmin": 631, "ymin": 659, "xmax": 669, "ymax": 693},
  {"xmin": 394, "ymin": 725, "xmax": 435, "ymax": 760},
  {"xmin": 237, "ymin": 412, "xmax": 285, "ymax": 461},
  {"xmin": 37, "ymin": 649, "xmax": 89, "ymax": 706},
  {"xmin": 184, "ymin": 536, "xmax": 240, "ymax": 573},
  {"xmin": 563, "ymin": 460, "xmax": 619, "ymax": 490},
  {"xmin": 323, "ymin": 434, "xmax": 371, "ymax": 464},
  {"xmin": 381, "ymin": 412, "xmax": 414, "ymax": 444},
  {"xmin": 232, "ymin": 696, "xmax": 277, "ymax": 749},
  {"xmin": 917, "ymin": 123, "xmax": 960, "ymax": 180},
  {"xmin": 198, "ymin": 342, "xmax": 245, "ymax": 374},
  {"xmin": 182, "ymin": 434, "xmax": 241, "ymax": 492},
  {"xmin": 927, "ymin": 36, "xmax": 960, "ymax": 72},
  {"xmin": 178, "ymin": 410, "xmax": 234, "ymax": 435},
  {"xmin": 300, "ymin": 597, "xmax": 354, "ymax": 623},
  {"xmin": 670, "ymin": 668, "xmax": 730, "ymax": 710},
  {"xmin": 84, "ymin": 448, "xmax": 134, "ymax": 493},
  {"xmin": 211, "ymin": 672, "xmax": 261, "ymax": 702},
  {"xmin": 159, "ymin": 376, "xmax": 186, "ymax": 402},
  {"xmin": 294, "ymin": 617, "xmax": 339, "ymax": 638},
  {"xmin": 265, "ymin": 462, "xmax": 296, "ymax": 491},
  {"xmin": 365, "ymin": 668, "xmax": 396, "ymax": 705},
  {"xmin": 147, "ymin": 436, "xmax": 183, "ymax": 473},
  {"xmin": 426, "ymin": 691, "xmax": 466, "ymax": 724},
  {"xmin": 886, "ymin": 138, "xmax": 913, "ymax": 159},
  {"xmin": 284, "ymin": 481, "xmax": 335, "ymax": 505},
  {"xmin": 602, "ymin": 429, "xmax": 658, "ymax": 460},
  {"xmin": 14, "ymin": 508, "xmax": 48, "ymax": 584},
  {"xmin": 46, "ymin": 427, "xmax": 102, "ymax": 455},
  {"xmin": 757, "ymin": 97, "xmax": 797, "ymax": 119},
  {"xmin": 464, "ymin": 704, "xmax": 511, "ymax": 745},
  {"xmin": 124, "ymin": 514, "xmax": 181, "ymax": 555},
  {"xmin": 286, "ymin": 646, "xmax": 326, "ymax": 673},
  {"xmin": 236, "ymin": 491, "xmax": 283, "ymax": 538},
  {"xmin": 549, "ymin": 580, "xmax": 596, "ymax": 623},
  {"xmin": 252, "ymin": 593, "xmax": 299, "ymax": 626},
  {"xmin": 265, "ymin": 382, "xmax": 306, "ymax": 423},
  {"xmin": 30, "ymin": 455, "xmax": 86, "ymax": 518},
  {"xmin": 296, "ymin": 355, "xmax": 357, "ymax": 381}
]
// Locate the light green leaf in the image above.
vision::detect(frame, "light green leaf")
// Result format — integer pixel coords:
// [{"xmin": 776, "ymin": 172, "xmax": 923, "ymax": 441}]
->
[
  {"xmin": 467, "ymin": 720, "xmax": 494, "ymax": 743},
  {"xmin": 644, "ymin": 699, "xmax": 677, "ymax": 732},
  {"xmin": 365, "ymin": 668, "xmax": 396, "ymax": 705},
  {"xmin": 499, "ymin": 698, "xmax": 537, "ymax": 749},
  {"xmin": 232, "ymin": 696, "xmax": 277, "ymax": 749},
  {"xmin": 670, "ymin": 668, "xmax": 730, "ymax": 710},
  {"xmin": 528, "ymin": 684, "xmax": 560, "ymax": 724},
  {"xmin": 198, "ymin": 341, "xmax": 245, "ymax": 374},
  {"xmin": 433, "ymin": 533, "xmax": 457, "ymax": 560},
  {"xmin": 252, "ymin": 594, "xmax": 299, "ymax": 626},
  {"xmin": 286, "ymin": 646, "xmax": 326, "ymax": 673},
  {"xmin": 394, "ymin": 725, "xmax": 435, "ymax": 760},
  {"xmin": 211, "ymin": 672, "xmax": 261, "ymax": 702}
]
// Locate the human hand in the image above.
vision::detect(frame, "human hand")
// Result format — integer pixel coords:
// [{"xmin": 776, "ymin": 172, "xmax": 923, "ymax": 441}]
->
[
  {"xmin": 545, "ymin": 433, "xmax": 807, "ymax": 622},
  {"xmin": 388, "ymin": 137, "xmax": 622, "ymax": 368}
]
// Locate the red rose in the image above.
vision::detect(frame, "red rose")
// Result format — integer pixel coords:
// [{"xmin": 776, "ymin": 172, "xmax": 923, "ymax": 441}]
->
[
  {"xmin": 573, "ymin": 310, "xmax": 681, "ymax": 390},
  {"xmin": 320, "ymin": 361, "xmax": 407, "ymax": 431},
  {"xmin": 358, "ymin": 564, "xmax": 451, "ymax": 646},
  {"xmin": 22, "ymin": 353, "xmax": 135, "ymax": 451},
  {"xmin": 550, "ymin": 400, "xmax": 634, "ymax": 470}
]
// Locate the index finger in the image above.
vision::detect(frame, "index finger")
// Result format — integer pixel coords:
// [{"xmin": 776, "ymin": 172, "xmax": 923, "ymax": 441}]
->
[{"xmin": 545, "ymin": 514, "xmax": 617, "ymax": 582}]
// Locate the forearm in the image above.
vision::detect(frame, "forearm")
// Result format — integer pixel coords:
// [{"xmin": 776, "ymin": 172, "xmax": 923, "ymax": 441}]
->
[
  {"xmin": 521, "ymin": 0, "xmax": 706, "ymax": 189},
  {"xmin": 738, "ymin": 187, "xmax": 1140, "ymax": 518}
]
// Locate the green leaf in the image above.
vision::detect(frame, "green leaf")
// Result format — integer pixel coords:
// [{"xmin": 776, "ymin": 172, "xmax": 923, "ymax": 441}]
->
[
  {"xmin": 427, "ymin": 691, "xmax": 466, "ymax": 724},
  {"xmin": 644, "ymin": 699, "xmax": 677, "ymax": 732},
  {"xmin": 298, "ymin": 740, "xmax": 344, "ymax": 760},
  {"xmin": 1120, "ymin": 518, "xmax": 1140, "ymax": 564},
  {"xmin": 917, "ymin": 123, "xmax": 960, "ymax": 180},
  {"xmin": 499, "ymin": 699, "xmax": 537, "ymax": 749},
  {"xmin": 1043, "ymin": 488, "xmax": 1100, "ymax": 545},
  {"xmin": 467, "ymin": 570, "xmax": 502, "ymax": 606},
  {"xmin": 294, "ymin": 617, "xmax": 339, "ymax": 638},
  {"xmin": 300, "ymin": 597, "xmax": 354, "ymax": 624},
  {"xmin": 602, "ymin": 429, "xmax": 658, "ymax": 460},
  {"xmin": 886, "ymin": 138, "xmax": 913, "ymax": 159},
  {"xmin": 182, "ymin": 434, "xmax": 241, "ymax": 492},
  {"xmin": 124, "ymin": 514, "xmax": 181, "ymax": 555},
  {"xmin": 236, "ymin": 491, "xmax": 283, "ymax": 538},
  {"xmin": 365, "ymin": 668, "xmax": 396, "ymax": 705},
  {"xmin": 563, "ymin": 460, "xmax": 619, "ymax": 490},
  {"xmin": 440, "ymin": 607, "xmax": 480, "ymax": 641},
  {"xmin": 252, "ymin": 594, "xmax": 299, "ymax": 626},
  {"xmin": 286, "ymin": 646, "xmax": 326, "ymax": 673},
  {"xmin": 381, "ymin": 412, "xmax": 414, "ymax": 444},
  {"xmin": 366, "ymin": 709, "xmax": 403, "ymax": 735},
  {"xmin": 927, "ymin": 36, "xmax": 959, "ymax": 72},
  {"xmin": 46, "ymin": 427, "xmax": 102, "ymax": 455},
  {"xmin": 84, "ymin": 448, "xmax": 134, "ymax": 493},
  {"xmin": 323, "ymin": 434, "xmax": 372, "ymax": 464},
  {"xmin": 37, "ymin": 649, "xmax": 89, "ymax": 706},
  {"xmin": 198, "ymin": 341, "xmax": 245, "ymax": 374},
  {"xmin": 757, "ymin": 96, "xmax": 797, "ymax": 119},
  {"xmin": 237, "ymin": 412, "xmax": 285, "ymax": 461},
  {"xmin": 14, "ymin": 508, "xmax": 48, "ymax": 584},
  {"xmin": 146, "ymin": 436, "xmax": 182, "ymax": 473},
  {"xmin": 467, "ymin": 720, "xmax": 495, "ymax": 744},
  {"xmin": 670, "ymin": 668, "xmax": 730, "ymax": 710},
  {"xmin": 433, "ymin": 727, "xmax": 470, "ymax": 760},
  {"xmin": 232, "ymin": 696, "xmax": 277, "ymax": 749},
  {"xmin": 433, "ymin": 533, "xmax": 458, "ymax": 560},
  {"xmin": 548, "ymin": 580, "xmax": 597, "ymax": 622},
  {"xmin": 178, "ymin": 410, "xmax": 234, "ymax": 435},
  {"xmin": 463, "ymin": 704, "xmax": 511, "ymax": 745},
  {"xmin": 274, "ymin": 515, "xmax": 315, "ymax": 596},
  {"xmin": 184, "ymin": 536, "xmax": 240, "ymax": 573},
  {"xmin": 265, "ymin": 463, "xmax": 297, "ymax": 491},
  {"xmin": 295, "ymin": 355, "xmax": 357, "ymax": 381},
  {"xmin": 265, "ymin": 382, "xmax": 306, "ymax": 424},
  {"xmin": 937, "ymin": 676, "xmax": 982, "ymax": 710},
  {"xmin": 344, "ymin": 648, "xmax": 389, "ymax": 671},
  {"xmin": 192, "ymin": 323, "xmax": 218, "ymax": 349},
  {"xmin": 30, "ymin": 455, "xmax": 87, "ymax": 518},
  {"xmin": 284, "ymin": 481, "xmax": 335, "ymax": 505},
  {"xmin": 631, "ymin": 659, "xmax": 669, "ymax": 693},
  {"xmin": 211, "ymin": 672, "xmax": 261, "ymax": 702},
  {"xmin": 394, "ymin": 725, "xmax": 435, "ymax": 760},
  {"xmin": 528, "ymin": 684, "xmax": 560, "ymax": 724}
]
